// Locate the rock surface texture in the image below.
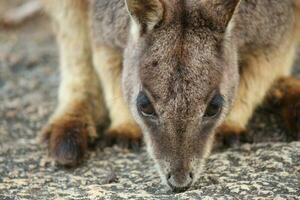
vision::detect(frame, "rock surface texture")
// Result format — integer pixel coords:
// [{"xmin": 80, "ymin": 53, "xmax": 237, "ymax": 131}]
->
[{"xmin": 0, "ymin": 1, "xmax": 300, "ymax": 199}]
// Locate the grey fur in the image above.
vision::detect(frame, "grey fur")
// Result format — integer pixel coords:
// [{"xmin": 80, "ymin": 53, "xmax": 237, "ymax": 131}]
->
[{"xmin": 90, "ymin": 0, "xmax": 130, "ymax": 50}]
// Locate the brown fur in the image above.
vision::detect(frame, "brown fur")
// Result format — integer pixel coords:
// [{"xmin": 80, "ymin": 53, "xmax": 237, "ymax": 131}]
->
[
  {"xmin": 215, "ymin": 123, "xmax": 247, "ymax": 148},
  {"xmin": 106, "ymin": 123, "xmax": 141, "ymax": 140},
  {"xmin": 269, "ymin": 77, "xmax": 300, "ymax": 139},
  {"xmin": 47, "ymin": 118, "xmax": 88, "ymax": 166},
  {"xmin": 217, "ymin": 123, "xmax": 245, "ymax": 136},
  {"xmin": 40, "ymin": 100, "xmax": 96, "ymax": 166},
  {"xmin": 41, "ymin": 0, "xmax": 300, "ymax": 191}
]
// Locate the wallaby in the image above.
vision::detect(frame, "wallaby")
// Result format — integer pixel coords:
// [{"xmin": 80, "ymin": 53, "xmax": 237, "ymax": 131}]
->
[{"xmin": 40, "ymin": 0, "xmax": 300, "ymax": 192}]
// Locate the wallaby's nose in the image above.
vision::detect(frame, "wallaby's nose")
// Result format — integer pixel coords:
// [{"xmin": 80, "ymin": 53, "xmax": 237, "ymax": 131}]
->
[{"xmin": 167, "ymin": 172, "xmax": 194, "ymax": 192}]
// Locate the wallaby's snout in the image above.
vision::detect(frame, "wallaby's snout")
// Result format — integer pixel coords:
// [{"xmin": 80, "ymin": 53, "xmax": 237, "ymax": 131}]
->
[
  {"xmin": 167, "ymin": 173, "xmax": 193, "ymax": 192},
  {"xmin": 166, "ymin": 161, "xmax": 194, "ymax": 192}
]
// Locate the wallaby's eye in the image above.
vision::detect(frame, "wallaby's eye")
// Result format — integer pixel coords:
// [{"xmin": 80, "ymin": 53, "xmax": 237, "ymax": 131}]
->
[
  {"xmin": 137, "ymin": 91, "xmax": 156, "ymax": 117},
  {"xmin": 204, "ymin": 94, "xmax": 224, "ymax": 118}
]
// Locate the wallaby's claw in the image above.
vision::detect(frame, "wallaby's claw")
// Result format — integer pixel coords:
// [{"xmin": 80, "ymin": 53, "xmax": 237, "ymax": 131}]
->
[
  {"xmin": 104, "ymin": 123, "xmax": 143, "ymax": 151},
  {"xmin": 215, "ymin": 124, "xmax": 250, "ymax": 149},
  {"xmin": 283, "ymin": 98, "xmax": 300, "ymax": 140}
]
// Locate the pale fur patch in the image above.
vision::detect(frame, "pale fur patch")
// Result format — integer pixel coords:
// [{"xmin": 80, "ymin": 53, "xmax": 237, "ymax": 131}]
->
[
  {"xmin": 129, "ymin": 19, "xmax": 141, "ymax": 42},
  {"xmin": 93, "ymin": 45, "xmax": 136, "ymax": 128},
  {"xmin": 226, "ymin": 36, "xmax": 298, "ymax": 128}
]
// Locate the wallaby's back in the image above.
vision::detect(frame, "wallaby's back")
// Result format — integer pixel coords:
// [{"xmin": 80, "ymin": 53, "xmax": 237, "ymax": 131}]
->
[
  {"xmin": 234, "ymin": 0, "xmax": 298, "ymax": 55},
  {"xmin": 90, "ymin": 0, "xmax": 300, "ymax": 54}
]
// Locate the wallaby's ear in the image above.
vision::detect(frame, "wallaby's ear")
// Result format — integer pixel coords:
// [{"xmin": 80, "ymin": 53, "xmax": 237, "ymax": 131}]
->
[
  {"xmin": 201, "ymin": 0, "xmax": 240, "ymax": 29},
  {"xmin": 126, "ymin": 0, "xmax": 164, "ymax": 32}
]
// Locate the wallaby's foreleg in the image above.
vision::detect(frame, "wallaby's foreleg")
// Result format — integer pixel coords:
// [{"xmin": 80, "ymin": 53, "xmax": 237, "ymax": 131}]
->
[
  {"xmin": 39, "ymin": 0, "xmax": 107, "ymax": 165},
  {"xmin": 92, "ymin": 45, "xmax": 142, "ymax": 148},
  {"xmin": 217, "ymin": 41, "xmax": 298, "ymax": 146}
]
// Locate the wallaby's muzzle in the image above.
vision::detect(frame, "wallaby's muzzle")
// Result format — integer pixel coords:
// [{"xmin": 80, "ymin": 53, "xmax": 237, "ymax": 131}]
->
[{"xmin": 166, "ymin": 171, "xmax": 194, "ymax": 192}]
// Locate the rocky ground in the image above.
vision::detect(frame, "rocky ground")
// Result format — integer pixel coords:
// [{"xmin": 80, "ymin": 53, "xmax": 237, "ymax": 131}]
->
[{"xmin": 0, "ymin": 1, "xmax": 300, "ymax": 199}]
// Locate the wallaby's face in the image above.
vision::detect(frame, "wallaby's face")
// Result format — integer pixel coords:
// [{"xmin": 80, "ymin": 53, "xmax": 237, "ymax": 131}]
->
[{"xmin": 123, "ymin": 0, "xmax": 240, "ymax": 192}]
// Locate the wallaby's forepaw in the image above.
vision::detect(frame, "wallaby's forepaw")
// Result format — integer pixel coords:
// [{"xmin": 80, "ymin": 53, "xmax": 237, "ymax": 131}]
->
[
  {"xmin": 105, "ymin": 122, "xmax": 142, "ymax": 150},
  {"xmin": 282, "ymin": 94, "xmax": 300, "ymax": 140},
  {"xmin": 270, "ymin": 77, "xmax": 300, "ymax": 140},
  {"xmin": 215, "ymin": 123, "xmax": 248, "ymax": 149},
  {"xmin": 39, "ymin": 116, "xmax": 96, "ymax": 166}
]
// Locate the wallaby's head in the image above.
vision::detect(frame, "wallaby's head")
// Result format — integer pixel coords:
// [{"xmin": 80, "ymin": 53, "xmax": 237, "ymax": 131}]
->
[{"xmin": 122, "ymin": 0, "xmax": 240, "ymax": 192}]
